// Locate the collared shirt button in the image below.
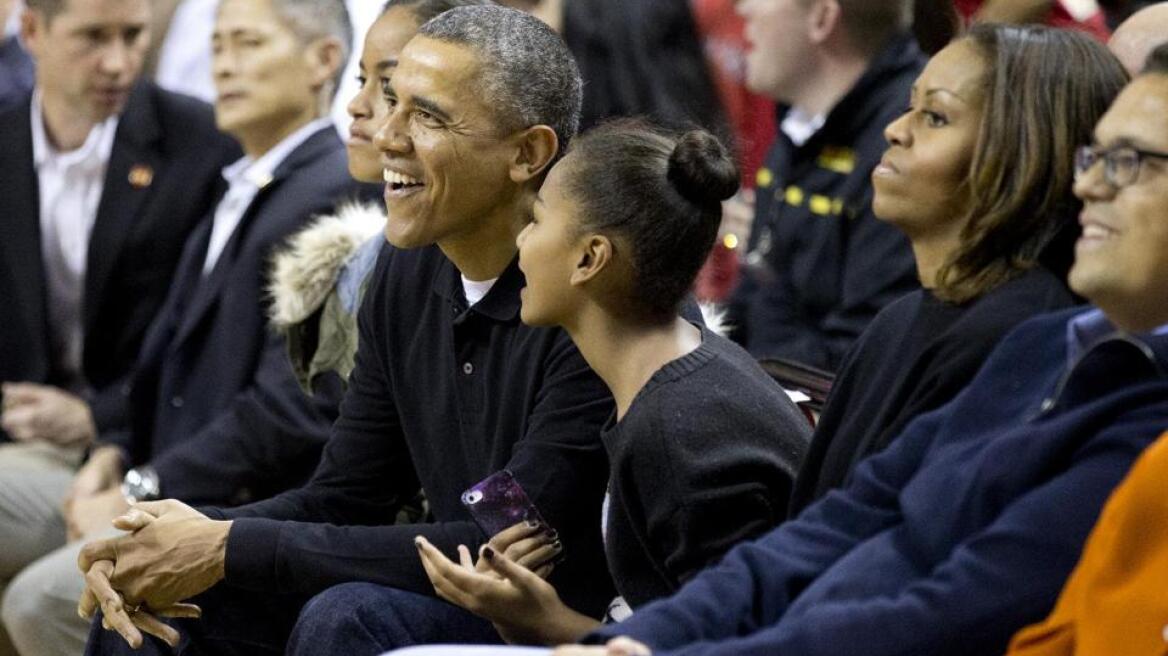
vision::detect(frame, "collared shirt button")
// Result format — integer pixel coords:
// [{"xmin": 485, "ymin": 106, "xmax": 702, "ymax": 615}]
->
[
  {"xmin": 1040, "ymin": 398, "xmax": 1055, "ymax": 412},
  {"xmin": 462, "ymin": 362, "xmax": 474, "ymax": 375},
  {"xmin": 170, "ymin": 396, "xmax": 184, "ymax": 408}
]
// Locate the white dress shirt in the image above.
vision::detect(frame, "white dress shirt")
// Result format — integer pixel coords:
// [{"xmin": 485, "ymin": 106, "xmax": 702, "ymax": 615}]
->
[
  {"xmin": 203, "ymin": 118, "xmax": 333, "ymax": 274},
  {"xmin": 31, "ymin": 91, "xmax": 120, "ymax": 387}
]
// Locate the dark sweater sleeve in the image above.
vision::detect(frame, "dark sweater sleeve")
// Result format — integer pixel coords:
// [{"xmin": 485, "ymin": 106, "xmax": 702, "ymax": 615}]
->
[
  {"xmin": 632, "ymin": 410, "xmax": 1164, "ymax": 656},
  {"xmin": 585, "ymin": 405, "xmax": 940, "ymax": 650},
  {"xmin": 213, "ymin": 274, "xmax": 612, "ymax": 601},
  {"xmin": 643, "ymin": 401, "xmax": 802, "ymax": 588}
]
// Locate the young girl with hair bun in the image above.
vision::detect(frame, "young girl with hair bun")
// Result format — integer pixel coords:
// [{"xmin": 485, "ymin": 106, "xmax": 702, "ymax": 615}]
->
[{"xmin": 413, "ymin": 120, "xmax": 811, "ymax": 648}]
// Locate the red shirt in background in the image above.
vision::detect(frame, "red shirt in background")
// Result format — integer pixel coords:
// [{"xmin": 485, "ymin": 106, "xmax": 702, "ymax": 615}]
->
[
  {"xmin": 953, "ymin": 0, "xmax": 1111, "ymax": 41},
  {"xmin": 690, "ymin": 0, "xmax": 776, "ymax": 302}
]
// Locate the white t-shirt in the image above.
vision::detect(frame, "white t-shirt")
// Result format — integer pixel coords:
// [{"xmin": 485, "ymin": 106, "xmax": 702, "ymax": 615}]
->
[{"xmin": 461, "ymin": 275, "xmax": 498, "ymax": 307}]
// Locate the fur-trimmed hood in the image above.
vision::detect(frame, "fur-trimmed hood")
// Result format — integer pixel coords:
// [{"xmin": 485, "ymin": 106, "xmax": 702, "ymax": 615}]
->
[{"xmin": 268, "ymin": 201, "xmax": 385, "ymax": 330}]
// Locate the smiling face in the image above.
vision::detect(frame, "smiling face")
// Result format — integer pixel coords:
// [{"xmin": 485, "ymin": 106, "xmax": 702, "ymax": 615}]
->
[
  {"xmin": 872, "ymin": 39, "xmax": 986, "ymax": 241},
  {"xmin": 345, "ymin": 6, "xmax": 420, "ymax": 182},
  {"xmin": 211, "ymin": 0, "xmax": 330, "ymax": 154},
  {"xmin": 375, "ymin": 35, "xmax": 524, "ymax": 250},
  {"xmin": 22, "ymin": 0, "xmax": 150, "ymax": 127},
  {"xmin": 515, "ymin": 157, "xmax": 585, "ymax": 326},
  {"xmin": 1069, "ymin": 74, "xmax": 1168, "ymax": 332}
]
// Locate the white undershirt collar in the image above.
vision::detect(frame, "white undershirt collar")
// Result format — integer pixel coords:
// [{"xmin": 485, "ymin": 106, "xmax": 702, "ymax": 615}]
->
[
  {"xmin": 461, "ymin": 275, "xmax": 498, "ymax": 307},
  {"xmin": 780, "ymin": 107, "xmax": 827, "ymax": 148}
]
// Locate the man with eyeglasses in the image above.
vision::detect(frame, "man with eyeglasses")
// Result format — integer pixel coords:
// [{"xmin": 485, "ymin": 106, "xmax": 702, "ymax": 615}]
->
[{"xmin": 548, "ymin": 46, "xmax": 1168, "ymax": 656}]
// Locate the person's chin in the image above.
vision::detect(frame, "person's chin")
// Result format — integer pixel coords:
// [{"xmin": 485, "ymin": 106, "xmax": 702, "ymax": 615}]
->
[
  {"xmin": 382, "ymin": 221, "xmax": 429, "ymax": 250},
  {"xmin": 214, "ymin": 112, "xmax": 246, "ymax": 136},
  {"xmin": 518, "ymin": 294, "xmax": 548, "ymax": 327},
  {"xmin": 1067, "ymin": 259, "xmax": 1106, "ymax": 300}
]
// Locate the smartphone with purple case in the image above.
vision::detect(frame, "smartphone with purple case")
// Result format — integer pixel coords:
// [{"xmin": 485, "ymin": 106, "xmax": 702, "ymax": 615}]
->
[{"xmin": 461, "ymin": 470, "xmax": 551, "ymax": 537}]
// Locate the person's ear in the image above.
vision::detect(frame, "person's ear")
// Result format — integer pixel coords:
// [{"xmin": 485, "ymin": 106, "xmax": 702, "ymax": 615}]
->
[
  {"xmin": 807, "ymin": 0, "xmax": 841, "ymax": 45},
  {"xmin": 509, "ymin": 125, "xmax": 559, "ymax": 184},
  {"xmin": 305, "ymin": 36, "xmax": 345, "ymax": 99},
  {"xmin": 19, "ymin": 7, "xmax": 44, "ymax": 54},
  {"xmin": 570, "ymin": 235, "xmax": 613, "ymax": 287}
]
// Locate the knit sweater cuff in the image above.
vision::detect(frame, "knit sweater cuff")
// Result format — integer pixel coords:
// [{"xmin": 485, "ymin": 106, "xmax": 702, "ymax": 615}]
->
[{"xmin": 224, "ymin": 517, "xmax": 283, "ymax": 591}]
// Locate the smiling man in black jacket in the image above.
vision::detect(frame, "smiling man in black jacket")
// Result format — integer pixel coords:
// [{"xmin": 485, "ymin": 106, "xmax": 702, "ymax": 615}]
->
[{"xmin": 78, "ymin": 6, "xmax": 616, "ymax": 656}]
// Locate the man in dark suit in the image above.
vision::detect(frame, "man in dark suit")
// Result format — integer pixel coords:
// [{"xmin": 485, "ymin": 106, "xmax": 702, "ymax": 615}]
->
[
  {"xmin": 0, "ymin": 1, "xmax": 234, "ymax": 651},
  {"xmin": 0, "ymin": 0, "xmax": 374, "ymax": 654},
  {"xmin": 0, "ymin": 0, "xmax": 238, "ymax": 442}
]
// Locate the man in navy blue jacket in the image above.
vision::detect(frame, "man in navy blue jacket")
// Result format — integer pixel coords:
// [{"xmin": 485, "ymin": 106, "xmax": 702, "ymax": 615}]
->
[
  {"xmin": 726, "ymin": 0, "xmax": 922, "ymax": 372},
  {"xmin": 554, "ymin": 56, "xmax": 1168, "ymax": 656}
]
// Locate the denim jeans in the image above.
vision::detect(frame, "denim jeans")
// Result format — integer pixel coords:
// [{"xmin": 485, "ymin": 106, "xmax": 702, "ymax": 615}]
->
[
  {"xmin": 286, "ymin": 582, "xmax": 504, "ymax": 655},
  {"xmin": 84, "ymin": 582, "xmax": 502, "ymax": 656},
  {"xmin": 84, "ymin": 583, "xmax": 306, "ymax": 656}
]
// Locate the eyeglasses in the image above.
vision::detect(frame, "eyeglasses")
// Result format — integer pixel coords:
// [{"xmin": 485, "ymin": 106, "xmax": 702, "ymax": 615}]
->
[{"xmin": 1074, "ymin": 144, "xmax": 1168, "ymax": 189}]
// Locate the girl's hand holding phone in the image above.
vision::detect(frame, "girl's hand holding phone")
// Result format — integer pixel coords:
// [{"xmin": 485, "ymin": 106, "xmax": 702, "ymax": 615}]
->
[{"xmin": 414, "ymin": 527, "xmax": 599, "ymax": 645}]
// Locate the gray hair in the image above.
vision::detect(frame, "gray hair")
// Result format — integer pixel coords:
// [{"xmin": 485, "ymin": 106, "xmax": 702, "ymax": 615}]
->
[
  {"xmin": 382, "ymin": 0, "xmax": 495, "ymax": 25},
  {"xmin": 419, "ymin": 5, "xmax": 583, "ymax": 155},
  {"xmin": 24, "ymin": 0, "xmax": 67, "ymax": 20},
  {"xmin": 270, "ymin": 0, "xmax": 353, "ymax": 100}
]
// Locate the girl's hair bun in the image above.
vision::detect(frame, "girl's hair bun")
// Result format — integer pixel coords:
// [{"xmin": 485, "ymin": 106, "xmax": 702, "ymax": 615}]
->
[{"xmin": 666, "ymin": 129, "xmax": 740, "ymax": 206}]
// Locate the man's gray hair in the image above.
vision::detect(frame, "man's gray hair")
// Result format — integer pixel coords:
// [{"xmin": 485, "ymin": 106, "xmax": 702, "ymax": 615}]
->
[
  {"xmin": 270, "ymin": 0, "xmax": 353, "ymax": 100},
  {"xmin": 419, "ymin": 5, "xmax": 583, "ymax": 154}
]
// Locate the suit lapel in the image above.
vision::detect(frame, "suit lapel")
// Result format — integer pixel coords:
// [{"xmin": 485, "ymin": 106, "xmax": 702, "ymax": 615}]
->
[
  {"xmin": 0, "ymin": 99, "xmax": 47, "ymax": 356},
  {"xmin": 83, "ymin": 83, "xmax": 165, "ymax": 336},
  {"xmin": 168, "ymin": 126, "xmax": 339, "ymax": 350}
]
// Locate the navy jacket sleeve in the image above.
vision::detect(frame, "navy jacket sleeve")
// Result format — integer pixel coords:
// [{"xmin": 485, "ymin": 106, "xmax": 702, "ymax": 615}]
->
[
  {"xmin": 589, "ymin": 405, "xmax": 1168, "ymax": 656},
  {"xmin": 88, "ymin": 374, "xmax": 131, "ymax": 435},
  {"xmin": 146, "ymin": 330, "xmax": 340, "ymax": 504},
  {"xmin": 211, "ymin": 266, "xmax": 613, "ymax": 602}
]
